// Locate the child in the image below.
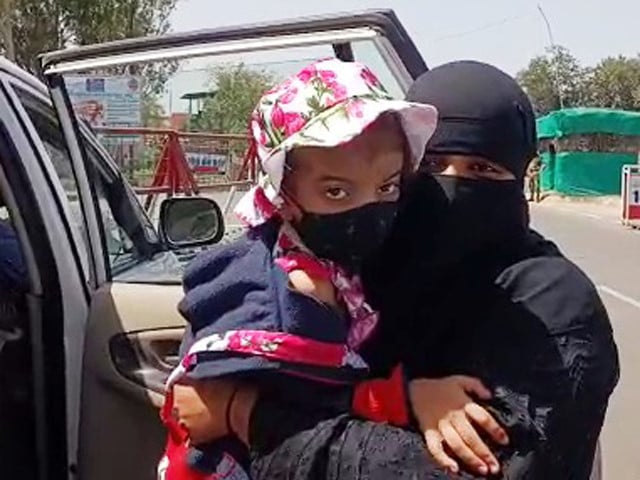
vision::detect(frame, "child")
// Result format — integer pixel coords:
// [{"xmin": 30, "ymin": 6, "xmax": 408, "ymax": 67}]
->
[{"xmin": 159, "ymin": 58, "xmax": 438, "ymax": 480}]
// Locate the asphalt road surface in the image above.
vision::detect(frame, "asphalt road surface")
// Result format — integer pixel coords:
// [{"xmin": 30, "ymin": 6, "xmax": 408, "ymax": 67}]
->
[{"xmin": 531, "ymin": 202, "xmax": 640, "ymax": 480}]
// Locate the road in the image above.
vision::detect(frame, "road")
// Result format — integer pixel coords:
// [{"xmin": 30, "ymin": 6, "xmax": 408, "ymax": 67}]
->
[{"xmin": 530, "ymin": 202, "xmax": 640, "ymax": 480}]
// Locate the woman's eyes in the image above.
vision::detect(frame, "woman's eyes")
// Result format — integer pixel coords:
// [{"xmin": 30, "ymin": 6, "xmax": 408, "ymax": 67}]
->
[
  {"xmin": 423, "ymin": 158, "xmax": 446, "ymax": 172},
  {"xmin": 379, "ymin": 182, "xmax": 400, "ymax": 196},
  {"xmin": 324, "ymin": 186, "xmax": 349, "ymax": 200},
  {"xmin": 471, "ymin": 163, "xmax": 498, "ymax": 173}
]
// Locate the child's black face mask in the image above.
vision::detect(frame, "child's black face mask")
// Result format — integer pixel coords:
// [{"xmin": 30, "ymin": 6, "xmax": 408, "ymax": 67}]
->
[{"xmin": 296, "ymin": 201, "xmax": 398, "ymax": 273}]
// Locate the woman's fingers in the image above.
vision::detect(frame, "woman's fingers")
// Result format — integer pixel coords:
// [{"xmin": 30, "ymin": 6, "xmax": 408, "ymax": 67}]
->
[
  {"xmin": 454, "ymin": 375, "xmax": 492, "ymax": 400},
  {"xmin": 425, "ymin": 429, "xmax": 459, "ymax": 474},
  {"xmin": 439, "ymin": 419, "xmax": 489, "ymax": 475},
  {"xmin": 449, "ymin": 411, "xmax": 500, "ymax": 475},
  {"xmin": 465, "ymin": 402, "xmax": 510, "ymax": 446}
]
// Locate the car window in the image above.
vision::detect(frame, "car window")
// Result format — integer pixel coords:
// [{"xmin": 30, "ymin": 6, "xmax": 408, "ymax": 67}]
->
[
  {"xmin": 13, "ymin": 87, "xmax": 157, "ymax": 278},
  {"xmin": 83, "ymin": 142, "xmax": 159, "ymax": 275}
]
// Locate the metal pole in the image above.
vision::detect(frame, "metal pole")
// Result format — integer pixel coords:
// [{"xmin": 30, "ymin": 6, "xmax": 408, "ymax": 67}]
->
[{"xmin": 537, "ymin": 4, "xmax": 564, "ymax": 109}]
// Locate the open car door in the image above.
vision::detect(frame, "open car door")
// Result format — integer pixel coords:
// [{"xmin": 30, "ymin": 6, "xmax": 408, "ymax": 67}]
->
[{"xmin": 40, "ymin": 9, "xmax": 428, "ymax": 480}]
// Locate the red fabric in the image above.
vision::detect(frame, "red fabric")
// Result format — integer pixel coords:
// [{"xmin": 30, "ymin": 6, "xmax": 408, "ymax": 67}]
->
[
  {"xmin": 274, "ymin": 251, "xmax": 332, "ymax": 281},
  {"xmin": 352, "ymin": 364, "xmax": 409, "ymax": 426},
  {"xmin": 180, "ymin": 329, "xmax": 365, "ymax": 377}
]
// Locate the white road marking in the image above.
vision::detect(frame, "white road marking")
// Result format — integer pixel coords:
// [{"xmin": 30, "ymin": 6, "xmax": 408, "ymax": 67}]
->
[
  {"xmin": 582, "ymin": 213, "xmax": 602, "ymax": 220},
  {"xmin": 598, "ymin": 285, "xmax": 640, "ymax": 310}
]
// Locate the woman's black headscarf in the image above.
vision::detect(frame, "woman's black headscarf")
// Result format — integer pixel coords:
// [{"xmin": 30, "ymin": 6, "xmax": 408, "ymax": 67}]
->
[{"xmin": 408, "ymin": 60, "xmax": 537, "ymax": 180}]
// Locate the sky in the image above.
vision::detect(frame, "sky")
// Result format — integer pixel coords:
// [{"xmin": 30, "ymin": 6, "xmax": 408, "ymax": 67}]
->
[{"xmin": 169, "ymin": 0, "xmax": 640, "ymax": 76}]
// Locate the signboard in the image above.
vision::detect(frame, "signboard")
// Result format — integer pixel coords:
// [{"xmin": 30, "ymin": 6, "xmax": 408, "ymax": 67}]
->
[
  {"xmin": 186, "ymin": 151, "xmax": 228, "ymax": 174},
  {"xmin": 66, "ymin": 75, "xmax": 142, "ymax": 128},
  {"xmin": 621, "ymin": 164, "xmax": 640, "ymax": 226}
]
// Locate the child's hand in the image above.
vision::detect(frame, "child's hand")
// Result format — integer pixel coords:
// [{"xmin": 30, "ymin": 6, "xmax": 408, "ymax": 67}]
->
[
  {"xmin": 173, "ymin": 380, "xmax": 253, "ymax": 445},
  {"xmin": 409, "ymin": 376, "xmax": 509, "ymax": 476}
]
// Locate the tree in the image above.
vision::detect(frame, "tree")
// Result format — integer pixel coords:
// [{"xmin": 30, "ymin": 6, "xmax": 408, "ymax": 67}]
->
[
  {"xmin": 189, "ymin": 64, "xmax": 277, "ymax": 134},
  {"xmin": 63, "ymin": 0, "xmax": 175, "ymax": 45},
  {"xmin": 61, "ymin": 0, "xmax": 179, "ymax": 97},
  {"xmin": 517, "ymin": 46, "xmax": 589, "ymax": 115},
  {"xmin": 141, "ymin": 93, "xmax": 166, "ymax": 127},
  {"xmin": 0, "ymin": 0, "xmax": 16, "ymax": 61},
  {"xmin": 2, "ymin": 0, "xmax": 69, "ymax": 73},
  {"xmin": 0, "ymin": 0, "xmax": 178, "ymax": 92},
  {"xmin": 586, "ymin": 55, "xmax": 640, "ymax": 111}
]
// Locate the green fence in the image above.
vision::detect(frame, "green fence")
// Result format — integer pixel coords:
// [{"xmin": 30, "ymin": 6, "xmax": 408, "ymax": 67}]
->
[
  {"xmin": 538, "ymin": 108, "xmax": 640, "ymax": 138},
  {"xmin": 540, "ymin": 151, "xmax": 636, "ymax": 196},
  {"xmin": 537, "ymin": 108, "xmax": 640, "ymax": 196}
]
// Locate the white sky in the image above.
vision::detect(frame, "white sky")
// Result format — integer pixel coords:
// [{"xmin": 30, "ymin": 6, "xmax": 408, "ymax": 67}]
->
[
  {"xmin": 170, "ymin": 0, "xmax": 640, "ymax": 74},
  {"xmin": 157, "ymin": 0, "xmax": 639, "ymax": 113}
]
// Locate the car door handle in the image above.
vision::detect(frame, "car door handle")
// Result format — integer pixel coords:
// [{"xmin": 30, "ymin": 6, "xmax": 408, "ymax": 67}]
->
[{"xmin": 109, "ymin": 328, "xmax": 184, "ymax": 394}]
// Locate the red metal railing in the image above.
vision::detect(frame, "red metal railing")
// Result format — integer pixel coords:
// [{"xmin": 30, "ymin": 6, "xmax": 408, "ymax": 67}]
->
[{"xmin": 93, "ymin": 126, "xmax": 257, "ymax": 212}]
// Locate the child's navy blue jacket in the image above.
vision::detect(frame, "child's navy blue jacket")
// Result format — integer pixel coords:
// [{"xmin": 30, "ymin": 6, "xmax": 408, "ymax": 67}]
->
[{"xmin": 174, "ymin": 220, "xmax": 368, "ymax": 386}]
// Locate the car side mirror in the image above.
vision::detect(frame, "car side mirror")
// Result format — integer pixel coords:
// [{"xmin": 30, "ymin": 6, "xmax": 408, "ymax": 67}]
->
[{"xmin": 159, "ymin": 197, "xmax": 225, "ymax": 248}]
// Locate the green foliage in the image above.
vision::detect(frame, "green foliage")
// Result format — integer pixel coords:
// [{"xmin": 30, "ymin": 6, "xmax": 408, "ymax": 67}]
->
[
  {"xmin": 517, "ymin": 46, "xmax": 640, "ymax": 114},
  {"xmin": 141, "ymin": 92, "xmax": 165, "ymax": 127},
  {"xmin": 63, "ymin": 0, "xmax": 175, "ymax": 45},
  {"xmin": 1, "ymin": 0, "xmax": 69, "ymax": 72},
  {"xmin": 0, "ymin": 0, "xmax": 178, "ymax": 94},
  {"xmin": 517, "ymin": 46, "xmax": 589, "ymax": 115},
  {"xmin": 586, "ymin": 55, "xmax": 640, "ymax": 111},
  {"xmin": 189, "ymin": 63, "xmax": 277, "ymax": 134}
]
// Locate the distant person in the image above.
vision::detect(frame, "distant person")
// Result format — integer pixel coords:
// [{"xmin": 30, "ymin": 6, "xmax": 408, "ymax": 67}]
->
[{"xmin": 526, "ymin": 155, "xmax": 544, "ymax": 202}]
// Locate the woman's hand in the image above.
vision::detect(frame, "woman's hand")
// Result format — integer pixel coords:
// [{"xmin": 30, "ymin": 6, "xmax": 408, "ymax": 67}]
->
[
  {"xmin": 173, "ymin": 380, "xmax": 258, "ymax": 445},
  {"xmin": 409, "ymin": 376, "xmax": 509, "ymax": 476}
]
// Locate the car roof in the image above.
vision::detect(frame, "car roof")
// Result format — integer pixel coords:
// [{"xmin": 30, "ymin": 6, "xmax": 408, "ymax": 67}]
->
[{"xmin": 39, "ymin": 9, "xmax": 426, "ymax": 81}]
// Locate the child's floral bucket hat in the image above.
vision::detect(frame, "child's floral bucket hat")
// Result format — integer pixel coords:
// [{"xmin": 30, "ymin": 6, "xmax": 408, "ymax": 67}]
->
[{"xmin": 235, "ymin": 58, "xmax": 439, "ymax": 226}]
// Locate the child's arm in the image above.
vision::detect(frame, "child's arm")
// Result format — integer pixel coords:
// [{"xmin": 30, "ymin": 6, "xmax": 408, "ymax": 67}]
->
[
  {"xmin": 173, "ymin": 268, "xmax": 338, "ymax": 446},
  {"xmin": 287, "ymin": 268, "xmax": 338, "ymax": 306}
]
